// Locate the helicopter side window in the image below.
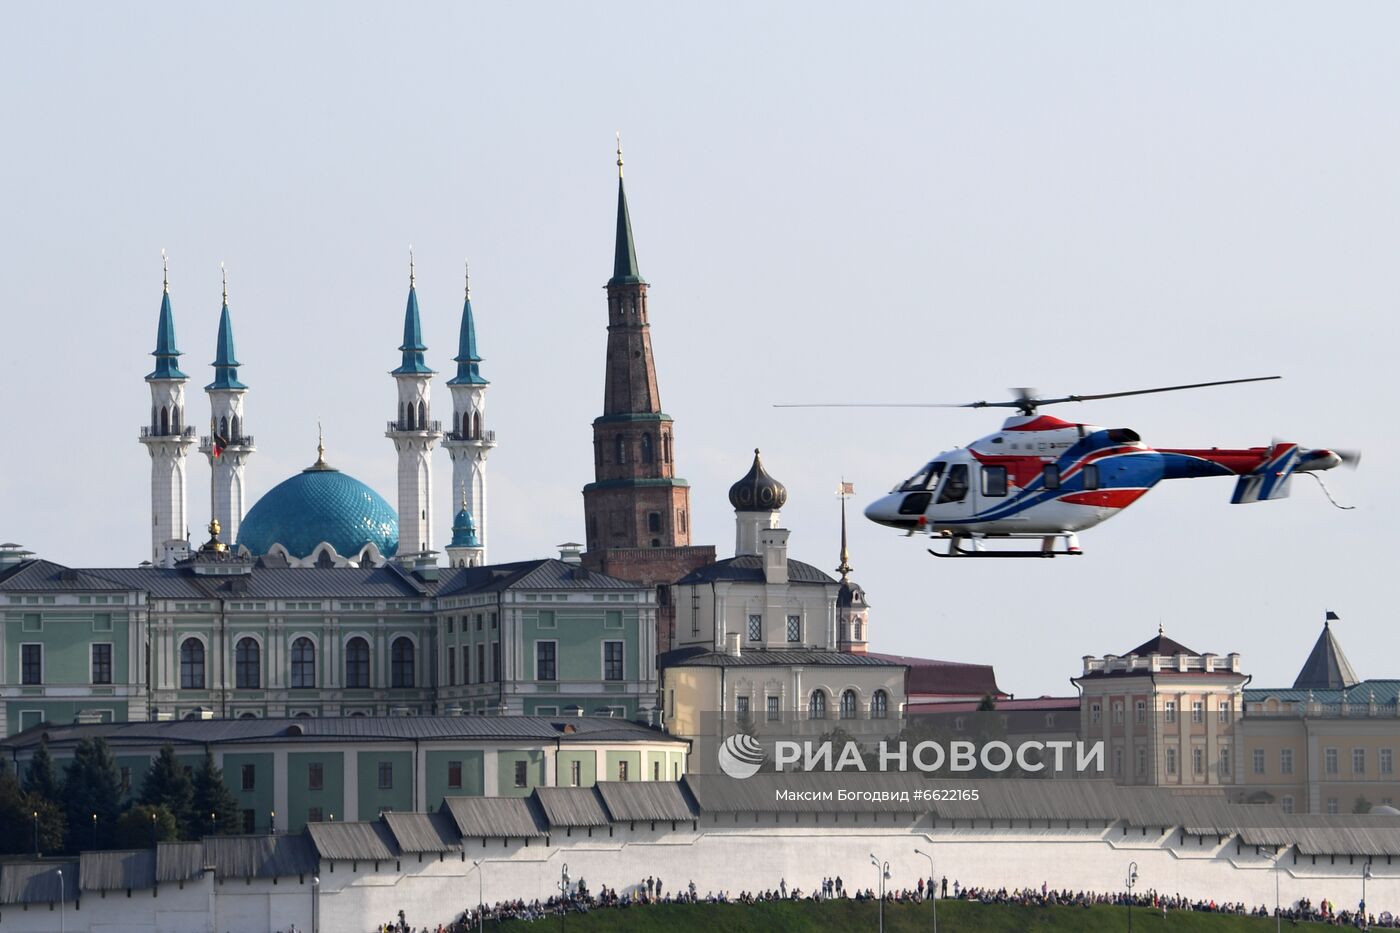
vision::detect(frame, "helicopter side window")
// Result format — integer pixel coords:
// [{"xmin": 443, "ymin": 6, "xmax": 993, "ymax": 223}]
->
[
  {"xmin": 901, "ymin": 461, "xmax": 944, "ymax": 492},
  {"xmin": 981, "ymin": 465, "xmax": 1008, "ymax": 497},
  {"xmin": 937, "ymin": 464, "xmax": 969, "ymax": 503},
  {"xmin": 1042, "ymin": 464, "xmax": 1061, "ymax": 490},
  {"xmin": 1082, "ymin": 464, "xmax": 1100, "ymax": 491}
]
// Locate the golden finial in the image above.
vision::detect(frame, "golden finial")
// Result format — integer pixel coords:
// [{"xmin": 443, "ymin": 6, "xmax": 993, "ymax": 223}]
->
[
  {"xmin": 836, "ymin": 479, "xmax": 855, "ymax": 580},
  {"xmin": 409, "ymin": 246, "xmax": 416, "ymax": 289},
  {"xmin": 464, "ymin": 259, "xmax": 471, "ymax": 301},
  {"xmin": 616, "ymin": 132, "xmax": 624, "ymax": 178},
  {"xmin": 221, "ymin": 262, "xmax": 228, "ymax": 305},
  {"xmin": 161, "ymin": 249, "xmax": 169, "ymax": 293},
  {"xmin": 317, "ymin": 421, "xmax": 326, "ymax": 466}
]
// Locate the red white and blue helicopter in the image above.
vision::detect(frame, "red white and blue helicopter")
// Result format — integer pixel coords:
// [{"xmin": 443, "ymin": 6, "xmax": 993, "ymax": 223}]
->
[{"xmin": 781, "ymin": 377, "xmax": 1358, "ymax": 558}]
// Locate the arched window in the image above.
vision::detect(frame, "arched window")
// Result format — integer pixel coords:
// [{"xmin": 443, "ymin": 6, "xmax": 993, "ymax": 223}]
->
[
  {"xmin": 290, "ymin": 637, "xmax": 316, "ymax": 689},
  {"xmin": 462, "ymin": 411, "xmax": 472, "ymax": 438},
  {"xmin": 417, "ymin": 400, "xmax": 427, "ymax": 428},
  {"xmin": 391, "ymin": 637, "xmax": 415, "ymax": 688},
  {"xmin": 180, "ymin": 638, "xmax": 205, "ymax": 689},
  {"xmin": 840, "ymin": 689, "xmax": 858, "ymax": 720},
  {"xmin": 641, "ymin": 433, "xmax": 654, "ymax": 464},
  {"xmin": 647, "ymin": 512, "xmax": 662, "ymax": 533},
  {"xmin": 151, "ymin": 406, "xmax": 157, "ymax": 430},
  {"xmin": 231, "ymin": 415, "xmax": 241, "ymax": 440},
  {"xmin": 219, "ymin": 415, "xmax": 229, "ymax": 439},
  {"xmin": 614, "ymin": 435, "xmax": 626, "ymax": 465},
  {"xmin": 160, "ymin": 407, "xmax": 170, "ymax": 436},
  {"xmin": 472, "ymin": 411, "xmax": 482, "ymax": 439},
  {"xmin": 172, "ymin": 406, "xmax": 181, "ymax": 431},
  {"xmin": 345, "ymin": 637, "xmax": 370, "ymax": 688},
  {"xmin": 399, "ymin": 402, "xmax": 406, "ymax": 429},
  {"xmin": 872, "ymin": 690, "xmax": 889, "ymax": 720},
  {"xmin": 809, "ymin": 690, "xmax": 827, "ymax": 720},
  {"xmin": 238, "ymin": 712, "xmax": 258, "ymax": 720},
  {"xmin": 663, "ymin": 433, "xmax": 672, "ymax": 463},
  {"xmin": 235, "ymin": 638, "xmax": 260, "ymax": 689}
]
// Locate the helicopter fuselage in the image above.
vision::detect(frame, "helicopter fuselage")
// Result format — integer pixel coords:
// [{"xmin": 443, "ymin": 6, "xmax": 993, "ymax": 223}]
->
[{"xmin": 863, "ymin": 414, "xmax": 1344, "ymax": 544}]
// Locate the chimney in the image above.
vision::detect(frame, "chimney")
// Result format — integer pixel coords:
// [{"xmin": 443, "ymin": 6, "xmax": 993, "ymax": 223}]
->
[
  {"xmin": 557, "ymin": 543, "xmax": 584, "ymax": 565},
  {"xmin": 0, "ymin": 544, "xmax": 34, "ymax": 569},
  {"xmin": 725, "ymin": 632, "xmax": 742, "ymax": 657}
]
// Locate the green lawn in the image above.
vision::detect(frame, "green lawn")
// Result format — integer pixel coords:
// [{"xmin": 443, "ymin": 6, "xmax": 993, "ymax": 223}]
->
[{"xmin": 497, "ymin": 899, "xmax": 1328, "ymax": 932}]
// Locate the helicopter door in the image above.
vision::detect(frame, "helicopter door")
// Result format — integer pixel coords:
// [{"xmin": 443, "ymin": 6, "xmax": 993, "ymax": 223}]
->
[{"xmin": 931, "ymin": 462, "xmax": 975, "ymax": 522}]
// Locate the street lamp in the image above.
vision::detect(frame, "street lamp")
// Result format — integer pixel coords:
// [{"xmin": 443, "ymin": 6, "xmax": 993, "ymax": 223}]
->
[
  {"xmin": 559, "ymin": 862, "xmax": 571, "ymax": 933},
  {"xmin": 1272, "ymin": 847, "xmax": 1285, "ymax": 933},
  {"xmin": 56, "ymin": 868, "xmax": 65, "ymax": 933},
  {"xmin": 1362, "ymin": 861, "xmax": 1373, "ymax": 930},
  {"xmin": 311, "ymin": 875, "xmax": 320, "ymax": 933},
  {"xmin": 870, "ymin": 854, "xmax": 891, "ymax": 933},
  {"xmin": 1125, "ymin": 861, "xmax": 1139, "ymax": 933},
  {"xmin": 914, "ymin": 848, "xmax": 938, "ymax": 933},
  {"xmin": 32, "ymin": 810, "xmax": 39, "ymax": 856},
  {"xmin": 92, "ymin": 813, "xmax": 98, "ymax": 850},
  {"xmin": 468, "ymin": 859, "xmax": 485, "ymax": 933},
  {"xmin": 270, "ymin": 810, "xmax": 277, "ymax": 835}
]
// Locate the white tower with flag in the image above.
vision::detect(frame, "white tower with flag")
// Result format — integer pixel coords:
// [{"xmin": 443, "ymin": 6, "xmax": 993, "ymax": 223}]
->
[
  {"xmin": 442, "ymin": 261, "xmax": 497, "ymax": 562},
  {"xmin": 139, "ymin": 253, "xmax": 198, "ymax": 566},
  {"xmin": 385, "ymin": 252, "xmax": 442, "ymax": 560},
  {"xmin": 198, "ymin": 265, "xmax": 255, "ymax": 547}
]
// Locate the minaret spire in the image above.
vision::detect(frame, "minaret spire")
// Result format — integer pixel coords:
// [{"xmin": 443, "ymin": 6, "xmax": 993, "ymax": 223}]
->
[
  {"xmin": 141, "ymin": 253, "xmax": 196, "ymax": 565},
  {"xmin": 444, "ymin": 258, "xmax": 497, "ymax": 562},
  {"xmin": 202, "ymin": 261, "xmax": 254, "ymax": 547},
  {"xmin": 386, "ymin": 254, "xmax": 441, "ymax": 560}
]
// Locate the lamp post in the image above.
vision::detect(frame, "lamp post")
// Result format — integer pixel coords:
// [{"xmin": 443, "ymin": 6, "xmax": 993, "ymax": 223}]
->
[
  {"xmin": 914, "ymin": 848, "xmax": 938, "ymax": 933},
  {"xmin": 311, "ymin": 875, "xmax": 320, "ymax": 933},
  {"xmin": 92, "ymin": 813, "xmax": 98, "ymax": 850},
  {"xmin": 1273, "ymin": 847, "xmax": 1284, "ymax": 933},
  {"xmin": 56, "ymin": 862, "xmax": 65, "ymax": 930},
  {"xmin": 1362, "ymin": 861, "xmax": 1372, "ymax": 930},
  {"xmin": 870, "ymin": 854, "xmax": 890, "ymax": 933},
  {"xmin": 270, "ymin": 810, "xmax": 277, "ymax": 835},
  {"xmin": 32, "ymin": 810, "xmax": 39, "ymax": 856},
  {"xmin": 559, "ymin": 862, "xmax": 570, "ymax": 933},
  {"xmin": 469, "ymin": 859, "xmax": 484, "ymax": 933},
  {"xmin": 1125, "ymin": 861, "xmax": 1138, "ymax": 933},
  {"xmin": 151, "ymin": 809, "xmax": 158, "ymax": 848}
]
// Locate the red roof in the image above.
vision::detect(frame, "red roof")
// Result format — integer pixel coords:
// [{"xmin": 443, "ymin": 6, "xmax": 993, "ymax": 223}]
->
[{"xmin": 867, "ymin": 653, "xmax": 1004, "ymax": 698}]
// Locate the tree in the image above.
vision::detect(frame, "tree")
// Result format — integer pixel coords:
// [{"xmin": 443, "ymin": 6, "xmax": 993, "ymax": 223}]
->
[
  {"xmin": 61, "ymin": 737, "xmax": 122, "ymax": 852},
  {"xmin": 1353, "ymin": 796, "xmax": 1373, "ymax": 814},
  {"xmin": 0, "ymin": 758, "xmax": 31, "ymax": 855},
  {"xmin": 23, "ymin": 734, "xmax": 62, "ymax": 803},
  {"xmin": 191, "ymin": 750, "xmax": 242, "ymax": 836},
  {"xmin": 27, "ymin": 794, "xmax": 67, "ymax": 855},
  {"xmin": 114, "ymin": 804, "xmax": 179, "ymax": 849},
  {"xmin": 139, "ymin": 744, "xmax": 195, "ymax": 837}
]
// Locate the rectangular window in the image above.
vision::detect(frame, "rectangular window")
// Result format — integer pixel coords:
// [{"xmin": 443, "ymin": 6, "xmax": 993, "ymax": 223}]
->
[
  {"xmin": 1135, "ymin": 701, "xmax": 1146, "ymax": 724},
  {"xmin": 1191, "ymin": 701, "xmax": 1203, "ymax": 724},
  {"xmin": 1382, "ymin": 749, "xmax": 1394, "ymax": 775},
  {"xmin": 1135, "ymin": 746, "xmax": 1146, "ymax": 776},
  {"xmin": 618, "ymin": 760, "xmax": 629, "ymax": 782},
  {"xmin": 513, "ymin": 760, "xmax": 527, "ymax": 788},
  {"xmin": 1166, "ymin": 747, "xmax": 1177, "ymax": 775},
  {"xmin": 1112, "ymin": 702, "xmax": 1123, "ymax": 724},
  {"xmin": 786, "ymin": 615, "xmax": 801, "ymax": 643},
  {"xmin": 1090, "ymin": 703, "xmax": 1101, "ymax": 724},
  {"xmin": 981, "ymin": 465, "xmax": 1008, "ymax": 497},
  {"xmin": 1325, "ymin": 747, "xmax": 1339, "ymax": 774},
  {"xmin": 747, "ymin": 614, "xmax": 762, "ymax": 641},
  {"xmin": 569, "ymin": 760, "xmax": 581, "ymax": 787},
  {"xmin": 736, "ymin": 696, "xmax": 750, "ymax": 724},
  {"xmin": 475, "ymin": 614, "xmax": 482, "ymax": 632},
  {"xmin": 446, "ymin": 617, "xmax": 454, "ymax": 634},
  {"xmin": 1281, "ymin": 748, "xmax": 1294, "ymax": 775},
  {"xmin": 1353, "ymin": 748, "xmax": 1366, "ymax": 774},
  {"xmin": 1192, "ymin": 747, "xmax": 1204, "ymax": 775},
  {"xmin": 308, "ymin": 807, "xmax": 324, "ymax": 824},
  {"xmin": 492, "ymin": 642, "xmax": 500, "ymax": 681},
  {"xmin": 1218, "ymin": 702, "xmax": 1230, "ymax": 723},
  {"xmin": 1326, "ymin": 797, "xmax": 1339, "ymax": 815},
  {"xmin": 1281, "ymin": 796, "xmax": 1294, "ymax": 815},
  {"xmin": 767, "ymin": 696, "xmax": 780, "ymax": 722},
  {"xmin": 308, "ymin": 762, "xmax": 323, "ymax": 791},
  {"xmin": 1081, "ymin": 464, "xmax": 1099, "ymax": 491},
  {"xmin": 476, "ymin": 645, "xmax": 485, "ymax": 685},
  {"xmin": 652, "ymin": 760, "xmax": 661, "ymax": 781},
  {"xmin": 1253, "ymin": 748, "xmax": 1265, "ymax": 775},
  {"xmin": 378, "ymin": 762, "xmax": 393, "ymax": 790},
  {"xmin": 1112, "ymin": 747, "xmax": 1123, "ymax": 777},
  {"xmin": 91, "ymin": 643, "xmax": 113, "ymax": 684},
  {"xmin": 603, "ymin": 641, "xmax": 624, "ymax": 681},
  {"xmin": 21, "ymin": 644, "xmax": 42, "ymax": 685},
  {"xmin": 1042, "ymin": 464, "xmax": 1061, "ymax": 490},
  {"xmin": 448, "ymin": 760, "xmax": 462, "ymax": 789},
  {"xmin": 447, "ymin": 649, "xmax": 455, "ymax": 686},
  {"xmin": 1165, "ymin": 701, "xmax": 1176, "ymax": 724},
  {"xmin": 241, "ymin": 764, "xmax": 256, "ymax": 791},
  {"xmin": 1219, "ymin": 747, "xmax": 1231, "ymax": 776},
  {"xmin": 536, "ymin": 642, "xmax": 557, "ymax": 681}
]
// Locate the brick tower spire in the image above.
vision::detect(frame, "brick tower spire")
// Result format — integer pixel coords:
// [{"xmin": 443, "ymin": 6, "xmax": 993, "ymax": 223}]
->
[{"xmin": 582, "ymin": 140, "xmax": 714, "ymax": 655}]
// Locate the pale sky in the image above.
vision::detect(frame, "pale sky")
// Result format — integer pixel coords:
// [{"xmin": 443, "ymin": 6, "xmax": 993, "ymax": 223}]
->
[{"xmin": 2, "ymin": 2, "xmax": 1395, "ymax": 697}]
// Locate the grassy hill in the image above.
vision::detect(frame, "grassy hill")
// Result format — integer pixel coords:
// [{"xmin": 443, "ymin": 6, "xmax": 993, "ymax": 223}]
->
[{"xmin": 496, "ymin": 899, "xmax": 1327, "ymax": 932}]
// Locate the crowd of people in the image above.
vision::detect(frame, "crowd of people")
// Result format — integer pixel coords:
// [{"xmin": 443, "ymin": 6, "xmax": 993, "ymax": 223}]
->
[{"xmin": 360, "ymin": 875, "xmax": 1395, "ymax": 931}]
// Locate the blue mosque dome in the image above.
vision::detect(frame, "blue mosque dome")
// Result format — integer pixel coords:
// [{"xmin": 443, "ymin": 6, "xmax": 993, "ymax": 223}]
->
[
  {"xmin": 237, "ymin": 443, "xmax": 398, "ymax": 560},
  {"xmin": 449, "ymin": 504, "xmax": 480, "ymax": 549}
]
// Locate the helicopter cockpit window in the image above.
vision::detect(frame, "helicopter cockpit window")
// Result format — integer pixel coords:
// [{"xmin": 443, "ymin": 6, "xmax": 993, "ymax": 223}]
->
[
  {"xmin": 937, "ymin": 464, "xmax": 969, "ymax": 503},
  {"xmin": 981, "ymin": 465, "xmax": 1008, "ymax": 497},
  {"xmin": 900, "ymin": 461, "xmax": 945, "ymax": 492}
]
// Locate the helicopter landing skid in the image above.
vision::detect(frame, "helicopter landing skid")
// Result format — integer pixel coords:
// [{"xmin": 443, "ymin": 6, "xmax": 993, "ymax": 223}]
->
[{"xmin": 928, "ymin": 533, "xmax": 1083, "ymax": 559}]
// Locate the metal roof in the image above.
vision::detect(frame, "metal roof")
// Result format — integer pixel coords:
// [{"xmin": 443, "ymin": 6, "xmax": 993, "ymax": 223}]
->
[
  {"xmin": 0, "ymin": 860, "xmax": 78, "ymax": 904},
  {"xmin": 80, "ymin": 849, "xmax": 155, "ymax": 891},
  {"xmin": 204, "ymin": 834, "xmax": 318, "ymax": 879},
  {"xmin": 306, "ymin": 821, "xmax": 401, "ymax": 861},
  {"xmin": 383, "ymin": 811, "xmax": 461, "ymax": 853},
  {"xmin": 1292, "ymin": 621, "xmax": 1360, "ymax": 690},
  {"xmin": 533, "ymin": 787, "xmax": 610, "ymax": 828},
  {"xmin": 658, "ymin": 646, "xmax": 901, "ymax": 669},
  {"xmin": 442, "ymin": 796, "xmax": 546, "ymax": 838},
  {"xmin": 1245, "ymin": 679, "xmax": 1400, "ymax": 708},
  {"xmin": 595, "ymin": 780, "xmax": 697, "ymax": 823},
  {"xmin": 435, "ymin": 559, "xmax": 640, "ymax": 597},
  {"xmin": 676, "ymin": 555, "xmax": 835, "ymax": 587},
  {"xmin": 156, "ymin": 841, "xmax": 207, "ymax": 882},
  {"xmin": 0, "ymin": 559, "xmax": 134, "ymax": 592}
]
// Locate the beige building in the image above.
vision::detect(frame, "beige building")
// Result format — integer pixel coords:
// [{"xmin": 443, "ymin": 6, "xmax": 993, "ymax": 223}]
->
[
  {"xmin": 1073, "ymin": 628, "xmax": 1247, "ymax": 787},
  {"xmin": 659, "ymin": 451, "xmax": 907, "ymax": 768}
]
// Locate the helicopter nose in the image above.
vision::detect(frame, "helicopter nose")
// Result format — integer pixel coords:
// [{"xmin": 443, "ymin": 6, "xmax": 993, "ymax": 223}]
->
[{"xmin": 864, "ymin": 495, "xmax": 901, "ymax": 527}]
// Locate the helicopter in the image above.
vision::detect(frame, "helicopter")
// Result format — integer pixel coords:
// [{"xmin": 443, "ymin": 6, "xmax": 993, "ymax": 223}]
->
[{"xmin": 779, "ymin": 377, "xmax": 1358, "ymax": 558}]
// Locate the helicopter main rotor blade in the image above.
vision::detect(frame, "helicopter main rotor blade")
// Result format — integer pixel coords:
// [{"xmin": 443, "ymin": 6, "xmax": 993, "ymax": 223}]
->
[
  {"xmin": 1031, "ymin": 376, "xmax": 1281, "ymax": 408},
  {"xmin": 774, "ymin": 376, "xmax": 1281, "ymax": 411}
]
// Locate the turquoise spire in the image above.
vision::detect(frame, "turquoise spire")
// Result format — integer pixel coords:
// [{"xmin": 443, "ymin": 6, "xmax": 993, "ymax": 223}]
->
[
  {"xmin": 206, "ymin": 264, "xmax": 247, "ymax": 390},
  {"xmin": 450, "ymin": 504, "xmax": 480, "ymax": 549},
  {"xmin": 147, "ymin": 251, "xmax": 188, "ymax": 381},
  {"xmin": 392, "ymin": 249, "xmax": 434, "ymax": 375},
  {"xmin": 448, "ymin": 260, "xmax": 488, "ymax": 386},
  {"xmin": 609, "ymin": 135, "xmax": 644, "ymax": 286}
]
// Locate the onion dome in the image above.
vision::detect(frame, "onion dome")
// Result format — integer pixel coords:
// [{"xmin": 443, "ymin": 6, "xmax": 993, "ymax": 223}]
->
[
  {"xmin": 449, "ymin": 493, "xmax": 480, "ymax": 549},
  {"xmin": 237, "ymin": 440, "xmax": 398, "ymax": 559},
  {"xmin": 728, "ymin": 448, "xmax": 787, "ymax": 513}
]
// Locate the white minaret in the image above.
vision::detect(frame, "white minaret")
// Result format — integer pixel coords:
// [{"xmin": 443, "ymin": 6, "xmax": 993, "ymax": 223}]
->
[
  {"xmin": 442, "ymin": 261, "xmax": 497, "ymax": 561},
  {"xmin": 385, "ymin": 251, "xmax": 442, "ymax": 560},
  {"xmin": 139, "ymin": 253, "xmax": 197, "ymax": 566},
  {"xmin": 198, "ymin": 265, "xmax": 255, "ymax": 547}
]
